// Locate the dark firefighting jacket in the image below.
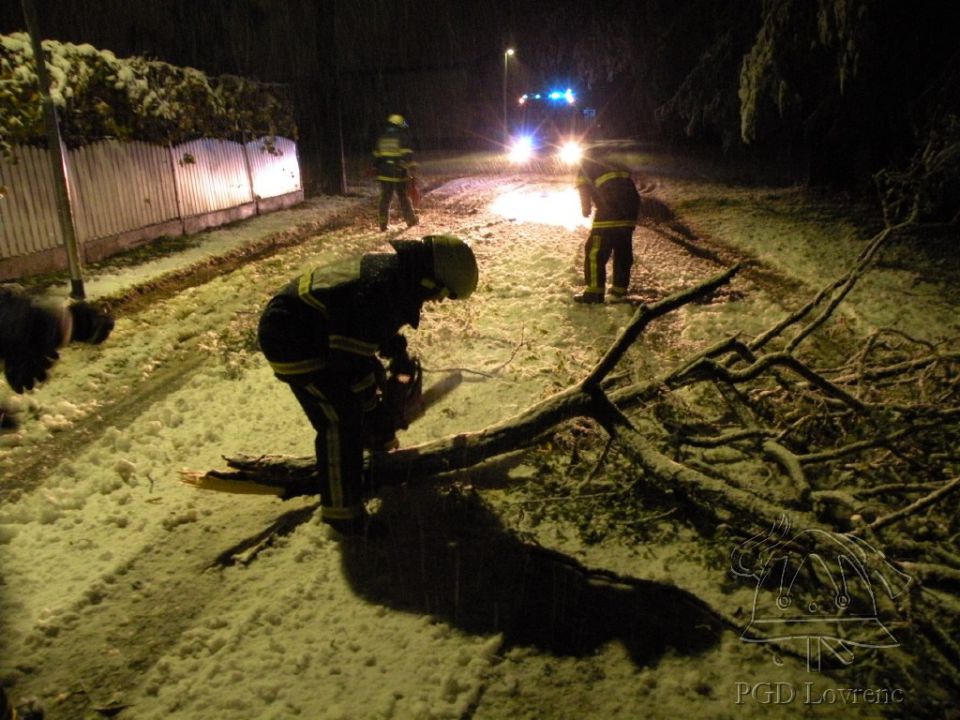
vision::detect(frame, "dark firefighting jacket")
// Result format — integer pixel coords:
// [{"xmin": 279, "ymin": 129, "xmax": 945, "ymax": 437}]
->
[
  {"xmin": 261, "ymin": 243, "xmax": 435, "ymax": 402},
  {"xmin": 576, "ymin": 156, "xmax": 639, "ymax": 229},
  {"xmin": 373, "ymin": 125, "xmax": 415, "ymax": 183}
]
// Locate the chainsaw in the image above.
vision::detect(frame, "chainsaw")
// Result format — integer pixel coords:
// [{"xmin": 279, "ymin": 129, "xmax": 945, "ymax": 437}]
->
[
  {"xmin": 364, "ymin": 361, "xmax": 461, "ymax": 450},
  {"xmin": 181, "ymin": 365, "xmax": 462, "ymax": 497}
]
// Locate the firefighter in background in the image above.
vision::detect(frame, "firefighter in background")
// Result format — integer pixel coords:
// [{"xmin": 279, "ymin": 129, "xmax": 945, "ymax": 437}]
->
[
  {"xmin": 373, "ymin": 114, "xmax": 419, "ymax": 232},
  {"xmin": 257, "ymin": 236, "xmax": 478, "ymax": 536},
  {"xmin": 573, "ymin": 149, "xmax": 640, "ymax": 303},
  {"xmin": 1, "ymin": 285, "xmax": 114, "ymax": 428}
]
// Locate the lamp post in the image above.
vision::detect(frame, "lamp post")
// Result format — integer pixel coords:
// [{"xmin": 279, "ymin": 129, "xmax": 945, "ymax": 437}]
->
[{"xmin": 502, "ymin": 47, "xmax": 514, "ymax": 145}]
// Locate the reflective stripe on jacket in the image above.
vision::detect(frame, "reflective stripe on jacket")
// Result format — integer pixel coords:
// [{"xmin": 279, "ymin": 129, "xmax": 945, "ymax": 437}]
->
[
  {"xmin": 261, "ymin": 255, "xmax": 423, "ymax": 386},
  {"xmin": 576, "ymin": 158, "xmax": 639, "ymax": 228},
  {"xmin": 373, "ymin": 126, "xmax": 414, "ymax": 182}
]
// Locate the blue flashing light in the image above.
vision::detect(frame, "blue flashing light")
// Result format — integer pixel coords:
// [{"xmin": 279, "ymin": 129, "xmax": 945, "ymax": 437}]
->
[{"xmin": 547, "ymin": 88, "xmax": 576, "ymax": 105}]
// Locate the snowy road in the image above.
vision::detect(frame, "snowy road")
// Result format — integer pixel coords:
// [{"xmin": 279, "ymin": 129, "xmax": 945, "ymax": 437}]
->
[{"xmin": 0, "ymin": 170, "xmax": 884, "ymax": 720}]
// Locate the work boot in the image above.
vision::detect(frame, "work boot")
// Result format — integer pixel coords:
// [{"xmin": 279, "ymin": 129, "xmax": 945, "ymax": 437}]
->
[
  {"xmin": 574, "ymin": 292, "xmax": 604, "ymax": 304},
  {"xmin": 606, "ymin": 288, "xmax": 629, "ymax": 304}
]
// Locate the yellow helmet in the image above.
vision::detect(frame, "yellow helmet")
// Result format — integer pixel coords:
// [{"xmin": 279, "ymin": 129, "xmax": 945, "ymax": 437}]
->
[
  {"xmin": 427, "ymin": 235, "xmax": 478, "ymax": 300},
  {"xmin": 387, "ymin": 114, "xmax": 407, "ymax": 127}
]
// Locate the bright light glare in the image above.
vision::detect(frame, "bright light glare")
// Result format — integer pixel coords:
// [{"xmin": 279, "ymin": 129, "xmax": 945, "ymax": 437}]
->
[
  {"xmin": 558, "ymin": 140, "xmax": 583, "ymax": 165},
  {"xmin": 490, "ymin": 187, "xmax": 591, "ymax": 230},
  {"xmin": 508, "ymin": 136, "xmax": 534, "ymax": 163}
]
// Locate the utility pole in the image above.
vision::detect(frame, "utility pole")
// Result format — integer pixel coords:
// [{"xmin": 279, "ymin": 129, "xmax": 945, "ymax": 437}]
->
[
  {"xmin": 21, "ymin": 0, "xmax": 85, "ymax": 299},
  {"xmin": 502, "ymin": 48, "xmax": 515, "ymax": 146}
]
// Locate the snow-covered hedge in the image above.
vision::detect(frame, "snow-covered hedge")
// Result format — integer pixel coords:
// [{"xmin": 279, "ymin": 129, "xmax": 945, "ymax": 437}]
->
[{"xmin": 0, "ymin": 33, "xmax": 296, "ymax": 158}]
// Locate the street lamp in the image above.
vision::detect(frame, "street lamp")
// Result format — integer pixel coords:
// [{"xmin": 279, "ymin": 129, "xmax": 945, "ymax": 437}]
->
[{"xmin": 503, "ymin": 47, "xmax": 515, "ymax": 145}]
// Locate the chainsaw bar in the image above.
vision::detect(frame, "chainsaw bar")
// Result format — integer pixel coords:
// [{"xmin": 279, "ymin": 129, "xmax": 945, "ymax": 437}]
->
[{"xmin": 405, "ymin": 370, "xmax": 462, "ymax": 424}]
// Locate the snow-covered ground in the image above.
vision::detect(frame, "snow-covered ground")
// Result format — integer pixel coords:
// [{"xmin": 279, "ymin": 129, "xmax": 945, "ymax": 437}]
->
[{"xmin": 1, "ymin": 156, "xmax": 955, "ymax": 719}]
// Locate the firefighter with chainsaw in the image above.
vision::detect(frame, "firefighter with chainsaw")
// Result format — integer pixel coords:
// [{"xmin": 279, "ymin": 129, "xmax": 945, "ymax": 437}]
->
[
  {"xmin": 257, "ymin": 236, "xmax": 478, "ymax": 536},
  {"xmin": 573, "ymin": 149, "xmax": 640, "ymax": 303},
  {"xmin": 373, "ymin": 114, "xmax": 419, "ymax": 232}
]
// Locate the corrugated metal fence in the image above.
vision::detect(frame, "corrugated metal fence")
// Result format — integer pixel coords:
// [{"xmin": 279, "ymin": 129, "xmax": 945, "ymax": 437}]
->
[{"xmin": 0, "ymin": 136, "xmax": 302, "ymax": 279}]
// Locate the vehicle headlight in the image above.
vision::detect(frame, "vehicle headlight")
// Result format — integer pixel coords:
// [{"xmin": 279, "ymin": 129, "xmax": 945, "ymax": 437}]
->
[
  {"xmin": 508, "ymin": 136, "xmax": 534, "ymax": 163},
  {"xmin": 558, "ymin": 140, "xmax": 583, "ymax": 165}
]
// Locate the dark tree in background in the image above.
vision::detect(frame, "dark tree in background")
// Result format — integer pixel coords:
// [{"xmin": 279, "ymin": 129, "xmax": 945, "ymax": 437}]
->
[{"xmin": 1, "ymin": 0, "xmax": 957, "ymax": 214}]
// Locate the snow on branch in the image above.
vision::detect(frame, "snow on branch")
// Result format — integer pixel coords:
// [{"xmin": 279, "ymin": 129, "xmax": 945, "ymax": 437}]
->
[{"xmin": 1, "ymin": 32, "xmax": 296, "ymax": 157}]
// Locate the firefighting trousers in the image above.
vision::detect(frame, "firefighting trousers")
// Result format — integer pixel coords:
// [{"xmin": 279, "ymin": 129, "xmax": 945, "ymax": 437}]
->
[
  {"xmin": 258, "ymin": 297, "xmax": 374, "ymax": 522},
  {"xmin": 583, "ymin": 225, "xmax": 635, "ymax": 297},
  {"xmin": 288, "ymin": 374, "xmax": 368, "ymax": 522},
  {"xmin": 378, "ymin": 180, "xmax": 418, "ymax": 228}
]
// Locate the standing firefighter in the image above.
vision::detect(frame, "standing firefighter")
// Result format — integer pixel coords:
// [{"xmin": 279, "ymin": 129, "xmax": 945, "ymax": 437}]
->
[
  {"xmin": 574, "ymin": 149, "xmax": 640, "ymax": 303},
  {"xmin": 257, "ymin": 236, "xmax": 478, "ymax": 536},
  {"xmin": 373, "ymin": 114, "xmax": 419, "ymax": 231}
]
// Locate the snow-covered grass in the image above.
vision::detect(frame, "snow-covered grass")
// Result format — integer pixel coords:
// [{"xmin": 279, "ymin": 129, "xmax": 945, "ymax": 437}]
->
[{"xmin": 656, "ymin": 176, "xmax": 960, "ymax": 342}]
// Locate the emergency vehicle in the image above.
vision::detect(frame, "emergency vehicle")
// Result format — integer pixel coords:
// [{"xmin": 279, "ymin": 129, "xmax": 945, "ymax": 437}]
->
[{"xmin": 506, "ymin": 87, "xmax": 595, "ymax": 165}]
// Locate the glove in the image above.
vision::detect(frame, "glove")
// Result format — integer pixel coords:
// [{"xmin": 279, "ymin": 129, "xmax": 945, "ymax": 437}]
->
[
  {"xmin": 2, "ymin": 303, "xmax": 62, "ymax": 393},
  {"xmin": 380, "ymin": 334, "xmax": 408, "ymax": 361},
  {"xmin": 4, "ymin": 348, "xmax": 58, "ymax": 393},
  {"xmin": 389, "ymin": 351, "xmax": 419, "ymax": 378},
  {"xmin": 69, "ymin": 302, "xmax": 114, "ymax": 344}
]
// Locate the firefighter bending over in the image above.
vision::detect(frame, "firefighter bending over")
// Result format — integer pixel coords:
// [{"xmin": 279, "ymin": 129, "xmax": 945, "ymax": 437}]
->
[
  {"xmin": 573, "ymin": 149, "xmax": 640, "ymax": 303},
  {"xmin": 257, "ymin": 236, "xmax": 478, "ymax": 536},
  {"xmin": 373, "ymin": 114, "xmax": 419, "ymax": 232}
]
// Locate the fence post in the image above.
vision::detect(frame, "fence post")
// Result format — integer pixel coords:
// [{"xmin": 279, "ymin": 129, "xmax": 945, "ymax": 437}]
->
[
  {"xmin": 21, "ymin": 0, "xmax": 85, "ymax": 299},
  {"xmin": 167, "ymin": 143, "xmax": 186, "ymax": 235},
  {"xmin": 241, "ymin": 133, "xmax": 259, "ymax": 215}
]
